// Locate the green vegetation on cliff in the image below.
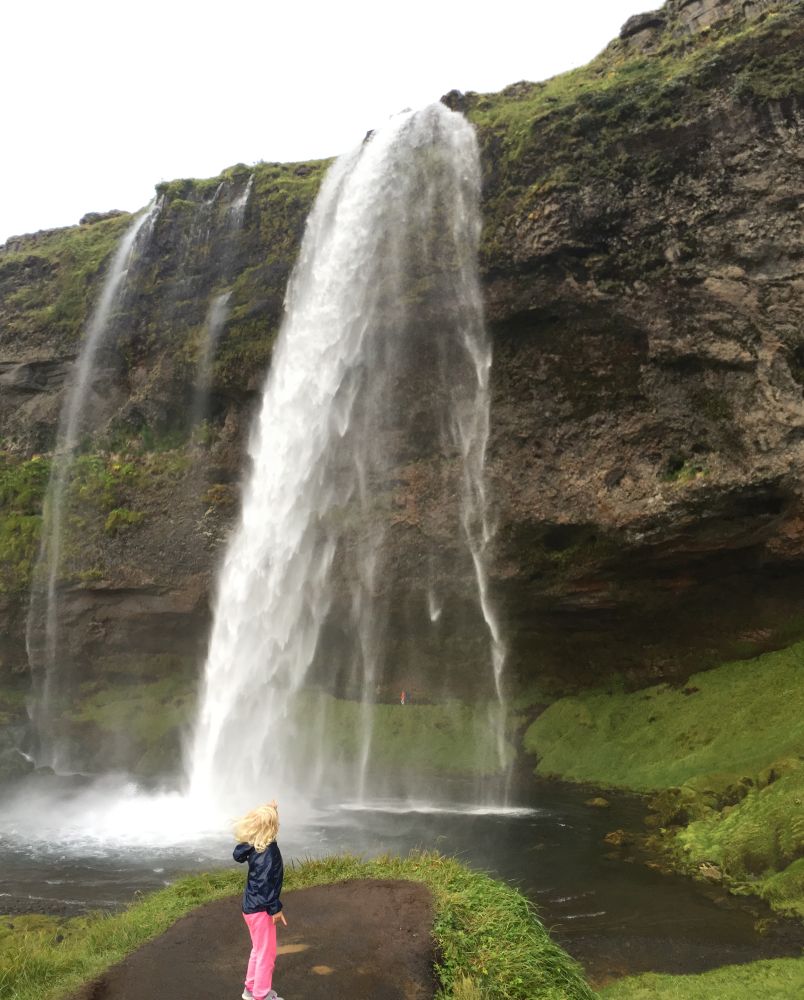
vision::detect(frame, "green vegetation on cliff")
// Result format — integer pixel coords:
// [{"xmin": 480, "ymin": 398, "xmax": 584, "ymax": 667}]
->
[
  {"xmin": 465, "ymin": 1, "xmax": 803, "ymax": 263},
  {"xmin": 0, "ymin": 453, "xmax": 49, "ymax": 591},
  {"xmin": 0, "ymin": 853, "xmax": 595, "ymax": 1000},
  {"xmin": 64, "ymin": 654, "xmax": 197, "ymax": 776},
  {"xmin": 211, "ymin": 160, "xmax": 328, "ymax": 390},
  {"xmin": 525, "ymin": 641, "xmax": 804, "ymax": 917},
  {"xmin": 0, "ymin": 213, "xmax": 133, "ymax": 347}
]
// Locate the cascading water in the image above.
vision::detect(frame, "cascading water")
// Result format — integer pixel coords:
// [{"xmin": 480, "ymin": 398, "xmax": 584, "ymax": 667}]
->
[
  {"xmin": 228, "ymin": 172, "xmax": 253, "ymax": 227},
  {"xmin": 26, "ymin": 200, "xmax": 161, "ymax": 769},
  {"xmin": 190, "ymin": 173, "xmax": 252, "ymax": 434},
  {"xmin": 190, "ymin": 291, "xmax": 232, "ymax": 431},
  {"xmin": 188, "ymin": 104, "xmax": 508, "ymax": 818}
]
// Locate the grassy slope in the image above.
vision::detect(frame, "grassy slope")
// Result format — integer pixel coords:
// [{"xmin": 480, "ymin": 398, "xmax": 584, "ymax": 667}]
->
[
  {"xmin": 0, "ymin": 214, "xmax": 133, "ymax": 346},
  {"xmin": 524, "ymin": 643, "xmax": 804, "ymax": 791},
  {"xmin": 0, "ymin": 852, "xmax": 595, "ymax": 1000},
  {"xmin": 524, "ymin": 642, "xmax": 804, "ymax": 918},
  {"xmin": 600, "ymin": 958, "xmax": 804, "ymax": 1000}
]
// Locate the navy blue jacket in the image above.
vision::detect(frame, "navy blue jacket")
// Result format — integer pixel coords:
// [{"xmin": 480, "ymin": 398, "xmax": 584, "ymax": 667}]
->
[{"xmin": 233, "ymin": 840, "xmax": 284, "ymax": 915}]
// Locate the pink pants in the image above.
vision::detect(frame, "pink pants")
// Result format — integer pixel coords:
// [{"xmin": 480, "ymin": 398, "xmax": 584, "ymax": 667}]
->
[{"xmin": 243, "ymin": 911, "xmax": 277, "ymax": 999}]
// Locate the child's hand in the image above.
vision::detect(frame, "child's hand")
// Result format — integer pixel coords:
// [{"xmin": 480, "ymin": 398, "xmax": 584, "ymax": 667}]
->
[{"xmin": 272, "ymin": 912, "xmax": 287, "ymax": 927}]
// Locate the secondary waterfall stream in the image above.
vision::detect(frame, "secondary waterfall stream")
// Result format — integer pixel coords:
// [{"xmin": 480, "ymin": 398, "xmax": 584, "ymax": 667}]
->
[
  {"xmin": 26, "ymin": 201, "xmax": 161, "ymax": 769},
  {"xmin": 188, "ymin": 104, "xmax": 507, "ymax": 814}
]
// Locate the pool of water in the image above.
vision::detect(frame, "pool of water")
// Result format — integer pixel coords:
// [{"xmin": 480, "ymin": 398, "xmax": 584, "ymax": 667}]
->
[{"xmin": 1, "ymin": 773, "xmax": 800, "ymax": 985}]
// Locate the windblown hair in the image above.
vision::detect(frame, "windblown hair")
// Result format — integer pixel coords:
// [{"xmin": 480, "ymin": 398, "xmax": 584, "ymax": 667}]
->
[{"xmin": 233, "ymin": 802, "xmax": 279, "ymax": 853}]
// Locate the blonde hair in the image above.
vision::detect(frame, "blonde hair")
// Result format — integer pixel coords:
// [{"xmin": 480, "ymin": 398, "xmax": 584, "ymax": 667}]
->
[{"xmin": 233, "ymin": 802, "xmax": 279, "ymax": 852}]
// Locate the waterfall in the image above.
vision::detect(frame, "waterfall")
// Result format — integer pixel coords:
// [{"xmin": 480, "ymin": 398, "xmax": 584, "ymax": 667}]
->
[
  {"xmin": 26, "ymin": 200, "xmax": 161, "ymax": 769},
  {"xmin": 187, "ymin": 104, "xmax": 507, "ymax": 815},
  {"xmin": 191, "ymin": 291, "xmax": 232, "ymax": 432},
  {"xmin": 191, "ymin": 173, "xmax": 253, "ymax": 436},
  {"xmin": 228, "ymin": 172, "xmax": 254, "ymax": 228}
]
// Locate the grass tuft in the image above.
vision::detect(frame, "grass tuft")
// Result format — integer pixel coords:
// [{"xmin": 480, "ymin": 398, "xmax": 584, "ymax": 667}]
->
[
  {"xmin": 599, "ymin": 957, "xmax": 804, "ymax": 1000},
  {"xmin": 0, "ymin": 852, "xmax": 595, "ymax": 1000}
]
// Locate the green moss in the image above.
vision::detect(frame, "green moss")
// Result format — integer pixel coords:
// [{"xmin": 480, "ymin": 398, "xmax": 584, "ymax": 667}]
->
[
  {"xmin": 660, "ymin": 455, "xmax": 707, "ymax": 483},
  {"xmin": 0, "ymin": 513, "xmax": 41, "ymax": 592},
  {"xmin": 0, "ymin": 453, "xmax": 50, "ymax": 592},
  {"xmin": 155, "ymin": 176, "xmax": 223, "ymax": 200},
  {"xmin": 211, "ymin": 316, "xmax": 278, "ymax": 391},
  {"xmin": 675, "ymin": 762, "xmax": 804, "ymax": 909},
  {"xmin": 0, "ymin": 852, "xmax": 595, "ymax": 1000},
  {"xmin": 0, "ymin": 213, "xmax": 133, "ymax": 346},
  {"xmin": 296, "ymin": 691, "xmax": 514, "ymax": 776},
  {"xmin": 524, "ymin": 642, "xmax": 804, "ymax": 916},
  {"xmin": 524, "ymin": 643, "xmax": 804, "ymax": 791},
  {"xmin": 0, "ymin": 453, "xmax": 50, "ymax": 510},
  {"xmin": 66, "ymin": 662, "xmax": 196, "ymax": 776},
  {"xmin": 103, "ymin": 507, "xmax": 145, "ymax": 535},
  {"xmin": 600, "ymin": 957, "xmax": 804, "ymax": 1000},
  {"xmin": 762, "ymin": 857, "xmax": 804, "ymax": 919},
  {"xmin": 466, "ymin": 5, "xmax": 803, "ymax": 263},
  {"xmin": 43, "ymin": 444, "xmax": 189, "ymax": 574},
  {"xmin": 67, "ymin": 454, "xmax": 142, "ymax": 512}
]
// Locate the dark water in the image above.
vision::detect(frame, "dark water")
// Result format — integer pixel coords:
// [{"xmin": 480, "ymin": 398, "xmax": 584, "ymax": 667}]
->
[{"xmin": 1, "ymin": 776, "xmax": 801, "ymax": 986}]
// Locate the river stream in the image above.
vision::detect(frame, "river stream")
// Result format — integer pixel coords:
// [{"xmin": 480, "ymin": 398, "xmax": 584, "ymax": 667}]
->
[{"xmin": 1, "ymin": 774, "xmax": 800, "ymax": 986}]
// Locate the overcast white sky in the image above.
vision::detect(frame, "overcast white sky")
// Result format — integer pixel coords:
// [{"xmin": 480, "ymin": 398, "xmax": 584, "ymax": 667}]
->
[{"xmin": 1, "ymin": 0, "xmax": 647, "ymax": 243}]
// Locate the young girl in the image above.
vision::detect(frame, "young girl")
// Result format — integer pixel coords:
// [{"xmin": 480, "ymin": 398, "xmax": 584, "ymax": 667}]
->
[{"xmin": 233, "ymin": 800, "xmax": 287, "ymax": 1000}]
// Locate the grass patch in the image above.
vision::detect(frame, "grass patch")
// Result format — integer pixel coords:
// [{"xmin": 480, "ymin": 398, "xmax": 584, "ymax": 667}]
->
[
  {"xmin": 524, "ymin": 642, "xmax": 804, "ymax": 917},
  {"xmin": 0, "ymin": 213, "xmax": 133, "ymax": 346},
  {"xmin": 0, "ymin": 852, "xmax": 595, "ymax": 1000},
  {"xmin": 674, "ymin": 761, "xmax": 804, "ymax": 916},
  {"xmin": 61, "ymin": 661, "xmax": 197, "ymax": 776},
  {"xmin": 524, "ymin": 642, "xmax": 804, "ymax": 791},
  {"xmin": 103, "ymin": 507, "xmax": 145, "ymax": 535},
  {"xmin": 599, "ymin": 957, "xmax": 804, "ymax": 1000},
  {"xmin": 295, "ymin": 690, "xmax": 515, "ymax": 776},
  {"xmin": 0, "ymin": 453, "xmax": 50, "ymax": 592}
]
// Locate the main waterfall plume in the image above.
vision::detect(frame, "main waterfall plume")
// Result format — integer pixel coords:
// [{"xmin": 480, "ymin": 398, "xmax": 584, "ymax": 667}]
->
[{"xmin": 188, "ymin": 104, "xmax": 507, "ymax": 814}]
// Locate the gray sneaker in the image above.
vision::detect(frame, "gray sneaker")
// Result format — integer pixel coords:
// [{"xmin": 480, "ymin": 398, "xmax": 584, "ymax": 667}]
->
[{"xmin": 242, "ymin": 989, "xmax": 254, "ymax": 1000}]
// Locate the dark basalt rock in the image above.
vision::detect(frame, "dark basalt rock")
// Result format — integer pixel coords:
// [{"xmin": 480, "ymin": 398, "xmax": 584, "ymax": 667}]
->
[
  {"xmin": 79, "ymin": 210, "xmax": 126, "ymax": 226},
  {"xmin": 620, "ymin": 10, "xmax": 667, "ymax": 39},
  {"xmin": 440, "ymin": 89, "xmax": 468, "ymax": 113}
]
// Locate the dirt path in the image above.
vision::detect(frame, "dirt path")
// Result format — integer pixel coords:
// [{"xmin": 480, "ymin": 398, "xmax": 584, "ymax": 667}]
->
[{"xmin": 70, "ymin": 879, "xmax": 436, "ymax": 1000}]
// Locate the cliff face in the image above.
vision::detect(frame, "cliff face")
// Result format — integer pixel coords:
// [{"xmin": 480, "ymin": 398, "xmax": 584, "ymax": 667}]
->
[
  {"xmin": 462, "ymin": 0, "xmax": 804, "ymax": 684},
  {"xmin": 0, "ymin": 0, "xmax": 802, "ymax": 766}
]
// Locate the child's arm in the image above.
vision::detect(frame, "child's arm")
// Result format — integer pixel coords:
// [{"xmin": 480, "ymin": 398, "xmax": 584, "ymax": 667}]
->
[
  {"xmin": 233, "ymin": 842, "xmax": 254, "ymax": 863},
  {"xmin": 260, "ymin": 842, "xmax": 285, "ymax": 919}
]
